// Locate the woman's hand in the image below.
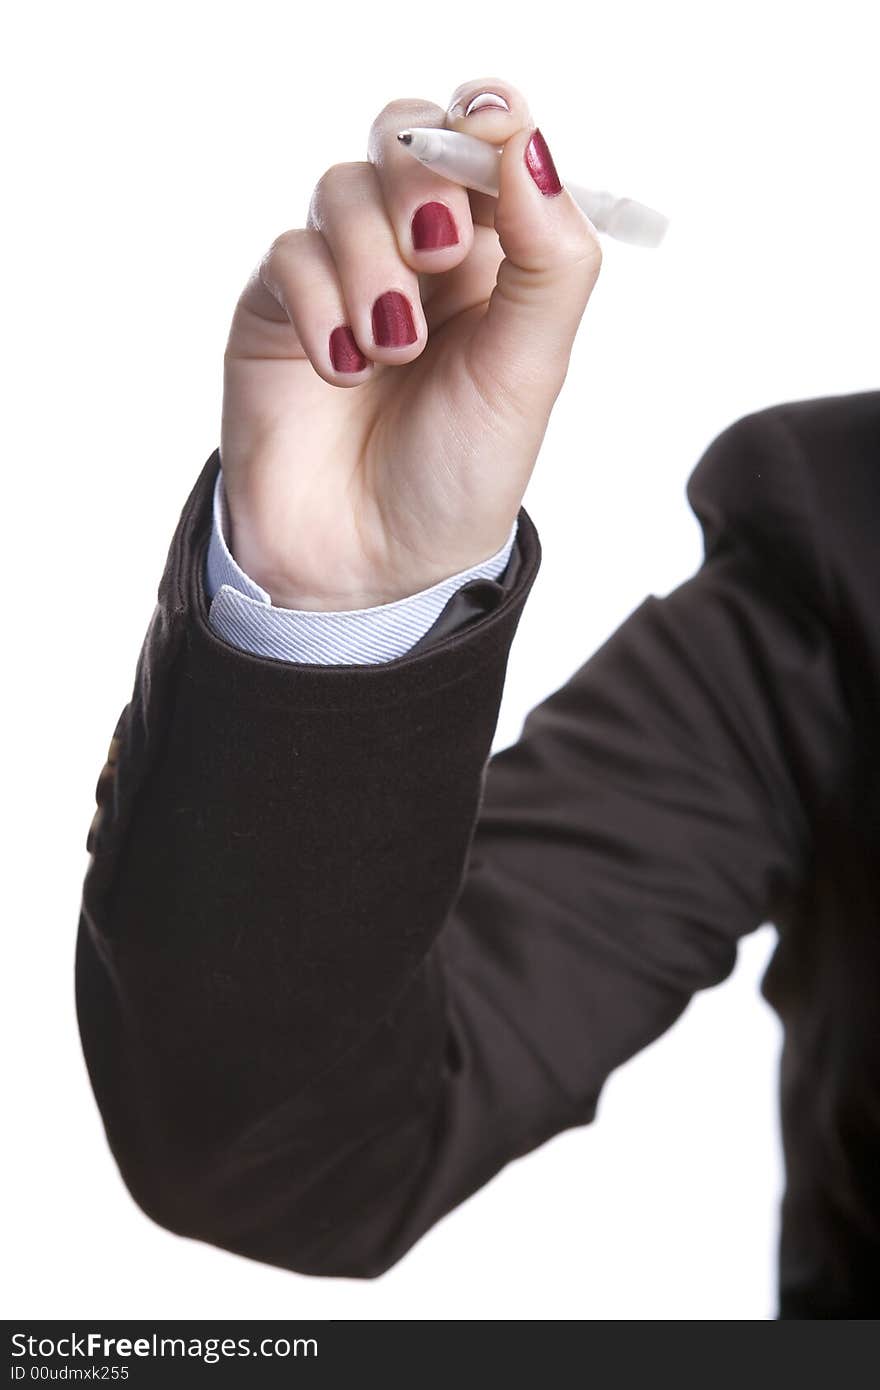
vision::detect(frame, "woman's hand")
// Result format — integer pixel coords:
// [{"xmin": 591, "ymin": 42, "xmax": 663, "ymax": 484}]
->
[{"xmin": 220, "ymin": 78, "xmax": 602, "ymax": 609}]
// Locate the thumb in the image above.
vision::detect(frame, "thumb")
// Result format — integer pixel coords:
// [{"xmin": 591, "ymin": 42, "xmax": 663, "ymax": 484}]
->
[{"xmin": 469, "ymin": 125, "xmax": 603, "ymax": 413}]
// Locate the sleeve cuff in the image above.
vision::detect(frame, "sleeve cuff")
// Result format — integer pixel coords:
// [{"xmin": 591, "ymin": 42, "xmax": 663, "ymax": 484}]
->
[{"xmin": 205, "ymin": 466, "xmax": 520, "ymax": 665}]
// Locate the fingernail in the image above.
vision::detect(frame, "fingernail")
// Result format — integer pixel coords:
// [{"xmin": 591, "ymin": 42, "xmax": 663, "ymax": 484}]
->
[
  {"xmin": 525, "ymin": 128, "xmax": 563, "ymax": 197},
  {"xmin": 329, "ymin": 325, "xmax": 368, "ymax": 373},
  {"xmin": 411, "ymin": 201, "xmax": 459, "ymax": 251},
  {"xmin": 464, "ymin": 91, "xmax": 510, "ymax": 116},
  {"xmin": 372, "ymin": 291, "xmax": 417, "ymax": 347}
]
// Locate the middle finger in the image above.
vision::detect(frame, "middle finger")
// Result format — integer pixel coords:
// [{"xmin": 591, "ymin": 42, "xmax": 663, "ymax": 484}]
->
[{"xmin": 367, "ymin": 97, "xmax": 475, "ymax": 271}]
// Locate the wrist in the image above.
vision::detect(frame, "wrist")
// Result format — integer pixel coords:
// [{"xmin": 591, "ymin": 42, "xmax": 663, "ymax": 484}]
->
[
  {"xmin": 235, "ymin": 543, "xmax": 510, "ymax": 612},
  {"xmin": 239, "ymin": 565, "xmax": 422, "ymax": 613},
  {"xmin": 214, "ymin": 470, "xmax": 517, "ymax": 614},
  {"xmin": 228, "ymin": 522, "xmax": 450, "ymax": 611}
]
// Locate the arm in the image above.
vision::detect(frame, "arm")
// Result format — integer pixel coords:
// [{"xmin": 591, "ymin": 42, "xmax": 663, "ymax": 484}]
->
[
  {"xmin": 76, "ymin": 405, "xmax": 854, "ymax": 1276},
  {"xmin": 78, "ymin": 74, "xmax": 609, "ymax": 1273},
  {"xmin": 77, "ymin": 443, "xmax": 542, "ymax": 1274}
]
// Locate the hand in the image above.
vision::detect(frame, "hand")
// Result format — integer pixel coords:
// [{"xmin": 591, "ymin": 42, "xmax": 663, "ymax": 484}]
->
[{"xmin": 220, "ymin": 77, "xmax": 602, "ymax": 609}]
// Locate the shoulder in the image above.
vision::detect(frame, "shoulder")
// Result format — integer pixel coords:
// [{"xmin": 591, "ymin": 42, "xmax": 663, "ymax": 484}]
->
[
  {"xmin": 687, "ymin": 390, "xmax": 880, "ymax": 531},
  {"xmin": 685, "ymin": 391, "xmax": 880, "ymax": 609}
]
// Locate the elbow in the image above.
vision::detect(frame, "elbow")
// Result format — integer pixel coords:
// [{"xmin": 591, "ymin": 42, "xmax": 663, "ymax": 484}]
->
[{"xmin": 110, "ymin": 1138, "xmax": 412, "ymax": 1281}]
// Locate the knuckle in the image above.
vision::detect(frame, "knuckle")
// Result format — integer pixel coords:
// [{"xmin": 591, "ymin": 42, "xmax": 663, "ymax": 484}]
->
[
  {"xmin": 558, "ymin": 222, "xmax": 603, "ymax": 279},
  {"xmin": 257, "ymin": 229, "xmax": 317, "ymax": 304},
  {"xmin": 376, "ymin": 97, "xmax": 443, "ymax": 125},
  {"xmin": 309, "ymin": 162, "xmax": 370, "ymax": 220},
  {"xmin": 378, "ymin": 98, "xmax": 419, "ymax": 122},
  {"xmin": 317, "ymin": 160, "xmax": 368, "ymax": 191},
  {"xmin": 369, "ymin": 99, "xmax": 445, "ymax": 159},
  {"xmin": 262, "ymin": 228, "xmax": 310, "ymax": 275},
  {"xmin": 268, "ymin": 227, "xmax": 306, "ymax": 257}
]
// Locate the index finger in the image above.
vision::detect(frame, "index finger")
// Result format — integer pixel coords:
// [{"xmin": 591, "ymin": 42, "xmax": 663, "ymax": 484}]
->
[{"xmin": 367, "ymin": 97, "xmax": 474, "ymax": 271}]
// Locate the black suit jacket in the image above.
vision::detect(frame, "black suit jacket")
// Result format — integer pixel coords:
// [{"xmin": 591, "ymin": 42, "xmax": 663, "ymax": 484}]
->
[{"xmin": 76, "ymin": 391, "xmax": 880, "ymax": 1318}]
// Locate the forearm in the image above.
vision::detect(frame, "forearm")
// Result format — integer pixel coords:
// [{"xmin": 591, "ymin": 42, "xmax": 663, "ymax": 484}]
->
[{"xmin": 76, "ymin": 447, "xmax": 541, "ymax": 1271}]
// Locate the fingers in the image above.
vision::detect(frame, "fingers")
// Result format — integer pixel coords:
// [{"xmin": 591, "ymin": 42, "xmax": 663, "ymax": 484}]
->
[
  {"xmin": 444, "ymin": 78, "xmax": 534, "ymax": 228},
  {"xmin": 254, "ymin": 228, "xmax": 373, "ymax": 386},
  {"xmin": 244, "ymin": 78, "xmax": 600, "ymax": 400},
  {"xmin": 249, "ymin": 93, "xmax": 482, "ymax": 385},
  {"xmin": 308, "ymin": 160, "xmax": 434, "ymax": 367},
  {"xmin": 252, "ymin": 147, "xmax": 451, "ymax": 385},
  {"xmin": 441, "ymin": 79, "xmax": 603, "ymax": 414},
  {"xmin": 367, "ymin": 98, "xmax": 475, "ymax": 268},
  {"xmin": 446, "ymin": 75, "xmax": 532, "ymax": 130}
]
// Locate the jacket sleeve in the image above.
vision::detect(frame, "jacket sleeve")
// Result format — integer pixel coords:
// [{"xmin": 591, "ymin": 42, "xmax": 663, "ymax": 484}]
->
[{"xmin": 76, "ymin": 407, "xmax": 854, "ymax": 1278}]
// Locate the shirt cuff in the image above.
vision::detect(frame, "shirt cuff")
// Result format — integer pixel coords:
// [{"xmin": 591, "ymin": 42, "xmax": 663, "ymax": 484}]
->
[{"xmin": 204, "ymin": 466, "xmax": 519, "ymax": 665}]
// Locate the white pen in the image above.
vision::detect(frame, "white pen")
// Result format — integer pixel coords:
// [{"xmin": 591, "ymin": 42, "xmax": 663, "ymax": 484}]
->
[{"xmin": 397, "ymin": 128, "xmax": 669, "ymax": 249}]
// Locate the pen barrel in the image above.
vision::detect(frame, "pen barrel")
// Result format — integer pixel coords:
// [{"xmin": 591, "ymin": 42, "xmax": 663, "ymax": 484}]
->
[
  {"xmin": 570, "ymin": 185, "xmax": 669, "ymax": 248},
  {"xmin": 401, "ymin": 130, "xmax": 669, "ymax": 248},
  {"xmin": 416, "ymin": 131, "xmax": 503, "ymax": 197}
]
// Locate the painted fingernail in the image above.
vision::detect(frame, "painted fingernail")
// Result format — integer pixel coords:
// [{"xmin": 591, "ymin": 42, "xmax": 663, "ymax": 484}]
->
[
  {"xmin": 412, "ymin": 201, "xmax": 459, "ymax": 251},
  {"xmin": 329, "ymin": 325, "xmax": 368, "ymax": 373},
  {"xmin": 525, "ymin": 128, "xmax": 563, "ymax": 197},
  {"xmin": 372, "ymin": 291, "xmax": 417, "ymax": 347},
  {"xmin": 464, "ymin": 91, "xmax": 511, "ymax": 116}
]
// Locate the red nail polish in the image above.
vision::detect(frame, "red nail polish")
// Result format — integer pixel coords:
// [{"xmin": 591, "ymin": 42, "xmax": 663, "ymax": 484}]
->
[
  {"xmin": 372, "ymin": 291, "xmax": 417, "ymax": 347},
  {"xmin": 525, "ymin": 128, "xmax": 563, "ymax": 197},
  {"xmin": 329, "ymin": 325, "xmax": 368, "ymax": 373},
  {"xmin": 411, "ymin": 201, "xmax": 459, "ymax": 250}
]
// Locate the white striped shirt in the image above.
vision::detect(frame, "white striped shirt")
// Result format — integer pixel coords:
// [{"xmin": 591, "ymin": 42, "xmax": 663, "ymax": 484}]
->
[{"xmin": 205, "ymin": 467, "xmax": 518, "ymax": 665}]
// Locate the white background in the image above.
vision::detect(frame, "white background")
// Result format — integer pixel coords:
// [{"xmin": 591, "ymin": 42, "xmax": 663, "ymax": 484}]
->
[{"xmin": 5, "ymin": 0, "xmax": 877, "ymax": 1320}]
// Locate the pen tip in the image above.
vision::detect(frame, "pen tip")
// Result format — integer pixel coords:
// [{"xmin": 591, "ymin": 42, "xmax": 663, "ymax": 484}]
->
[{"xmin": 397, "ymin": 130, "xmax": 413, "ymax": 145}]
